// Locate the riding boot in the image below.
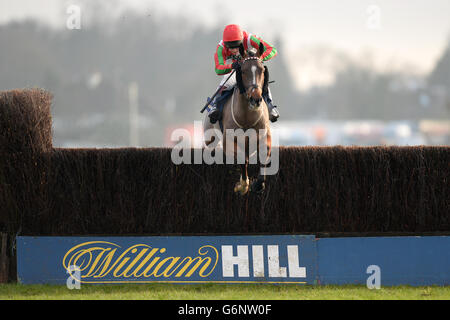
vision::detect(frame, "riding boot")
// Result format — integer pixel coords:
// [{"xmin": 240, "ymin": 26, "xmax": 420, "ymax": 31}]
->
[
  {"xmin": 207, "ymin": 96, "xmax": 221, "ymax": 124},
  {"xmin": 262, "ymin": 89, "xmax": 280, "ymax": 123},
  {"xmin": 207, "ymin": 89, "xmax": 234, "ymax": 124}
]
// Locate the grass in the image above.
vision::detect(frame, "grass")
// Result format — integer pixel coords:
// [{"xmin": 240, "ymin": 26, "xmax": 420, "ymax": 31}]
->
[{"xmin": 0, "ymin": 283, "xmax": 449, "ymax": 300}]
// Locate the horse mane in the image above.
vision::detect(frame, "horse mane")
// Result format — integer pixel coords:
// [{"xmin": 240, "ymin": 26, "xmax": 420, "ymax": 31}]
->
[
  {"xmin": 235, "ymin": 64, "xmax": 246, "ymax": 94},
  {"xmin": 263, "ymin": 66, "xmax": 269, "ymax": 95}
]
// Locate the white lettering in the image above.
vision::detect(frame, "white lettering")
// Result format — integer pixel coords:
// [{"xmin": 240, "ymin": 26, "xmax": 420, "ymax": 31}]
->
[
  {"xmin": 268, "ymin": 245, "xmax": 287, "ymax": 278},
  {"xmin": 252, "ymin": 245, "xmax": 264, "ymax": 277},
  {"xmin": 222, "ymin": 245, "xmax": 250, "ymax": 277},
  {"xmin": 170, "ymin": 128, "xmax": 191, "ymax": 164},
  {"xmin": 66, "ymin": 265, "xmax": 81, "ymax": 289},
  {"xmin": 287, "ymin": 245, "xmax": 306, "ymax": 277},
  {"xmin": 66, "ymin": 5, "xmax": 81, "ymax": 30},
  {"xmin": 366, "ymin": 265, "xmax": 381, "ymax": 289}
]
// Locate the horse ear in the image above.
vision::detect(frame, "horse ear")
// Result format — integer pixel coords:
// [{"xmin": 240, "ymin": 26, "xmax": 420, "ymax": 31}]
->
[
  {"xmin": 259, "ymin": 42, "xmax": 265, "ymax": 57},
  {"xmin": 239, "ymin": 43, "xmax": 245, "ymax": 58}
]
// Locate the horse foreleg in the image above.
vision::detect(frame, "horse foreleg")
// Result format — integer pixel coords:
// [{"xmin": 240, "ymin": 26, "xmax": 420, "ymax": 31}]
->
[
  {"xmin": 251, "ymin": 168, "xmax": 267, "ymax": 194},
  {"xmin": 234, "ymin": 163, "xmax": 250, "ymax": 195}
]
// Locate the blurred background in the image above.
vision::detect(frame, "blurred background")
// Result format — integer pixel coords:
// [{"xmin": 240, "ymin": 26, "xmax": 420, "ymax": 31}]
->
[{"xmin": 0, "ymin": 0, "xmax": 449, "ymax": 147}]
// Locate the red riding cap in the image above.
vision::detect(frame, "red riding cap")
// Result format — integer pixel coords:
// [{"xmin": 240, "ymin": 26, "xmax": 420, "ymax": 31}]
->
[{"xmin": 223, "ymin": 24, "xmax": 243, "ymax": 42}]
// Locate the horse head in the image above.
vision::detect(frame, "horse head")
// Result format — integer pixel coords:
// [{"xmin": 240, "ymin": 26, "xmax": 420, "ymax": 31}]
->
[{"xmin": 237, "ymin": 42, "xmax": 266, "ymax": 109}]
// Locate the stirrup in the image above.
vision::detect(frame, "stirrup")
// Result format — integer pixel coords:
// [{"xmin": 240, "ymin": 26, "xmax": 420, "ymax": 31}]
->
[
  {"xmin": 208, "ymin": 106, "xmax": 220, "ymax": 124},
  {"xmin": 263, "ymin": 93, "xmax": 279, "ymax": 122}
]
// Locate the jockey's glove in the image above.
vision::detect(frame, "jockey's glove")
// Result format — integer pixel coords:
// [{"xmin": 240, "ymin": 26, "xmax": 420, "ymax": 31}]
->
[{"xmin": 232, "ymin": 61, "xmax": 240, "ymax": 71}]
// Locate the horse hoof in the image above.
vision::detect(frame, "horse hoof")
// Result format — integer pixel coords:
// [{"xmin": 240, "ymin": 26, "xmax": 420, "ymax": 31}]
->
[
  {"xmin": 240, "ymin": 185, "xmax": 249, "ymax": 195},
  {"xmin": 234, "ymin": 183, "xmax": 242, "ymax": 194},
  {"xmin": 234, "ymin": 182, "xmax": 249, "ymax": 195},
  {"xmin": 251, "ymin": 181, "xmax": 265, "ymax": 194}
]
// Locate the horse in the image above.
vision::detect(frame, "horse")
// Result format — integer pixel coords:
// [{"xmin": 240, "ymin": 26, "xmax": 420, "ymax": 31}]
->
[{"xmin": 203, "ymin": 43, "xmax": 272, "ymax": 195}]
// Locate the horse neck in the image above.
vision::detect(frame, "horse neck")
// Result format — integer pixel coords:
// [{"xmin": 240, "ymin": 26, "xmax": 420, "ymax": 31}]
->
[
  {"xmin": 236, "ymin": 89, "xmax": 249, "ymax": 108},
  {"xmin": 233, "ymin": 88, "xmax": 265, "ymax": 128}
]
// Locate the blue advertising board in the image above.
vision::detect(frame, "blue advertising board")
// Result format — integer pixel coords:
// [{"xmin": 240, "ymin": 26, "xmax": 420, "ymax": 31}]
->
[
  {"xmin": 316, "ymin": 236, "xmax": 450, "ymax": 286},
  {"xmin": 17, "ymin": 235, "xmax": 450, "ymax": 286},
  {"xmin": 17, "ymin": 235, "xmax": 317, "ymax": 285}
]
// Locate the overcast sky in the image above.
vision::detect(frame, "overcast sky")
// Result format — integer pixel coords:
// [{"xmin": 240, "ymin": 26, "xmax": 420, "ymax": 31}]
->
[{"xmin": 1, "ymin": 0, "xmax": 449, "ymax": 90}]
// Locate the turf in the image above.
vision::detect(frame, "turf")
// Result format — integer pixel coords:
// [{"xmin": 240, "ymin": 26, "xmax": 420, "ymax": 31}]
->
[{"xmin": 0, "ymin": 283, "xmax": 449, "ymax": 300}]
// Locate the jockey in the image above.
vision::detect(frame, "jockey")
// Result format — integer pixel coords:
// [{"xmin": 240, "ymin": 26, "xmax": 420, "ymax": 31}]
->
[{"xmin": 208, "ymin": 24, "xmax": 280, "ymax": 124}]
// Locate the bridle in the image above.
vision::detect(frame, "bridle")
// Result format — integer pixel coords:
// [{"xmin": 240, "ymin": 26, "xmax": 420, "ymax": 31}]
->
[{"xmin": 237, "ymin": 56, "xmax": 264, "ymax": 107}]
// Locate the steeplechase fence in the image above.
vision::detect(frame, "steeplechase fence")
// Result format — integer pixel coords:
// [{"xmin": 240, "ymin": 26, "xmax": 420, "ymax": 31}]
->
[{"xmin": 0, "ymin": 89, "xmax": 449, "ymax": 284}]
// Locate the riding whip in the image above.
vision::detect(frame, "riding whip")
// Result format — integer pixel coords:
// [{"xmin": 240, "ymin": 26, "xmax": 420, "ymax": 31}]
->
[{"xmin": 200, "ymin": 69, "xmax": 236, "ymax": 113}]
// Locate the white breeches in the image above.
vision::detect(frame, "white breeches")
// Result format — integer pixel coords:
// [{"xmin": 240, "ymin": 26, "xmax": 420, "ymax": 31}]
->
[{"xmin": 217, "ymin": 72, "xmax": 237, "ymax": 91}]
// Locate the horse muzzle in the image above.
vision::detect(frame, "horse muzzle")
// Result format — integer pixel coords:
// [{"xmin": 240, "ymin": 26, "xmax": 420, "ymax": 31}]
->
[{"xmin": 247, "ymin": 86, "xmax": 263, "ymax": 109}]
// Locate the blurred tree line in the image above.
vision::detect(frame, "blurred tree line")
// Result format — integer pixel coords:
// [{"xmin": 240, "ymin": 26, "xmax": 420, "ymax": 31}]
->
[{"xmin": 0, "ymin": 10, "xmax": 448, "ymax": 146}]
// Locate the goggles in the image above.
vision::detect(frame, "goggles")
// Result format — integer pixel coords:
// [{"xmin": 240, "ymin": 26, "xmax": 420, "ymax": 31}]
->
[{"xmin": 224, "ymin": 40, "xmax": 243, "ymax": 49}]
